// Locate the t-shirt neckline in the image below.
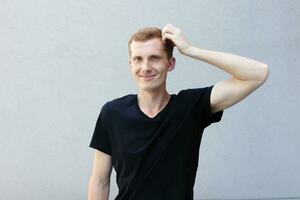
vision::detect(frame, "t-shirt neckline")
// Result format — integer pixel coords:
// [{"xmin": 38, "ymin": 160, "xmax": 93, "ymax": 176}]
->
[{"xmin": 134, "ymin": 94, "xmax": 174, "ymax": 120}]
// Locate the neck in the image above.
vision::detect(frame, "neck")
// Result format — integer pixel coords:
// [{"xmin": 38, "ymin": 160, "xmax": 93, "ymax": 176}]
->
[{"xmin": 137, "ymin": 88, "xmax": 171, "ymax": 114}]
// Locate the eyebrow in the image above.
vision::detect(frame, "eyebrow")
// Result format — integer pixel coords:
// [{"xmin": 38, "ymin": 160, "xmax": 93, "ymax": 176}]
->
[
  {"xmin": 132, "ymin": 55, "xmax": 141, "ymax": 59},
  {"xmin": 132, "ymin": 54, "xmax": 162, "ymax": 59}
]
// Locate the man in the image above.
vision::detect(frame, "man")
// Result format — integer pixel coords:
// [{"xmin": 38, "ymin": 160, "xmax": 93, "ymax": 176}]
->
[{"xmin": 88, "ymin": 24, "xmax": 269, "ymax": 200}]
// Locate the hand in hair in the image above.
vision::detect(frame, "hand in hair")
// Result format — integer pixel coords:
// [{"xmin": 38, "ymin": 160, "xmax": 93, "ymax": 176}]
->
[{"xmin": 162, "ymin": 24, "xmax": 192, "ymax": 55}]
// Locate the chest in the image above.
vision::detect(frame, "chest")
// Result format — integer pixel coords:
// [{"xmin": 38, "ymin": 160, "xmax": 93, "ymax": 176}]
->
[{"xmin": 109, "ymin": 106, "xmax": 201, "ymax": 158}]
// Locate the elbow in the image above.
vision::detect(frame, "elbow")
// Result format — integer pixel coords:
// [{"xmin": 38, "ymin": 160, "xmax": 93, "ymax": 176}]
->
[
  {"xmin": 258, "ymin": 64, "xmax": 270, "ymax": 85},
  {"xmin": 263, "ymin": 64, "xmax": 270, "ymax": 82}
]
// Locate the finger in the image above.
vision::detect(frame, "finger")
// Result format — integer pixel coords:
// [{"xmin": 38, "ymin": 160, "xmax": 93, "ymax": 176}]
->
[
  {"xmin": 166, "ymin": 24, "xmax": 180, "ymax": 33},
  {"xmin": 162, "ymin": 26, "xmax": 173, "ymax": 36},
  {"xmin": 162, "ymin": 30, "xmax": 172, "ymax": 39},
  {"xmin": 166, "ymin": 24, "xmax": 176, "ymax": 30},
  {"xmin": 162, "ymin": 31, "xmax": 174, "ymax": 42},
  {"xmin": 162, "ymin": 33, "xmax": 174, "ymax": 42}
]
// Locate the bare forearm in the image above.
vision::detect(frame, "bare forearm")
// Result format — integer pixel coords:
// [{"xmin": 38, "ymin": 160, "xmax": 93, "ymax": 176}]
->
[
  {"xmin": 183, "ymin": 46, "xmax": 269, "ymax": 82},
  {"xmin": 88, "ymin": 178, "xmax": 110, "ymax": 200}
]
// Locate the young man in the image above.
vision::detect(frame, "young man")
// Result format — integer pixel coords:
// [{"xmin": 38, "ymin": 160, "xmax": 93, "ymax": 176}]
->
[{"xmin": 88, "ymin": 24, "xmax": 269, "ymax": 200}]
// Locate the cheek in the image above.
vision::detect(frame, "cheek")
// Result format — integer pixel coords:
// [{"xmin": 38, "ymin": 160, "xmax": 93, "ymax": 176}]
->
[{"xmin": 130, "ymin": 65, "xmax": 139, "ymax": 73}]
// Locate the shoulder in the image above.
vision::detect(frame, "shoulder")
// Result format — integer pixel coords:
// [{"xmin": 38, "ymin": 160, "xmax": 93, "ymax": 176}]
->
[
  {"xmin": 177, "ymin": 85, "xmax": 213, "ymax": 97},
  {"xmin": 96, "ymin": 94, "xmax": 135, "ymax": 121},
  {"xmin": 102, "ymin": 94, "xmax": 136, "ymax": 112}
]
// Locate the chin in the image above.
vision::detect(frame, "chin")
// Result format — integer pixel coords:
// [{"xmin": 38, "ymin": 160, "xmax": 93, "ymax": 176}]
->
[{"xmin": 138, "ymin": 83, "xmax": 163, "ymax": 92}]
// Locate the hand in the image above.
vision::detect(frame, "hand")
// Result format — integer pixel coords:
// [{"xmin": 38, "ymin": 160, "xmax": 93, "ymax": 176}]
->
[{"xmin": 161, "ymin": 24, "xmax": 192, "ymax": 55}]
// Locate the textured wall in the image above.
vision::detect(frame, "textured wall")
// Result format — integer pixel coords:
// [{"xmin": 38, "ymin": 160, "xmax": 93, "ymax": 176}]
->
[{"xmin": 1, "ymin": 0, "xmax": 299, "ymax": 199}]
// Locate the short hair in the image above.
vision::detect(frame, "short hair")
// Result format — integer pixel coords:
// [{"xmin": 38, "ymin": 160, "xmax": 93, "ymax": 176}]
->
[{"xmin": 128, "ymin": 27, "xmax": 174, "ymax": 59}]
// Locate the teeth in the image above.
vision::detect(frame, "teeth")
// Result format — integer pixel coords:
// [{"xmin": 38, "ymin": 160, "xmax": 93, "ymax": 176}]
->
[{"xmin": 142, "ymin": 75, "xmax": 155, "ymax": 77}]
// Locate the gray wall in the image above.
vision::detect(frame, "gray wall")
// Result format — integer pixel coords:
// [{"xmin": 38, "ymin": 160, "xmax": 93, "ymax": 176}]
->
[{"xmin": 1, "ymin": 0, "xmax": 299, "ymax": 199}]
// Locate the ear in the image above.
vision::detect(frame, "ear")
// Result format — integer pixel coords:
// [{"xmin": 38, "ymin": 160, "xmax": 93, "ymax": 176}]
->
[
  {"xmin": 129, "ymin": 59, "xmax": 132, "ymax": 69},
  {"xmin": 167, "ymin": 57, "xmax": 176, "ymax": 72}
]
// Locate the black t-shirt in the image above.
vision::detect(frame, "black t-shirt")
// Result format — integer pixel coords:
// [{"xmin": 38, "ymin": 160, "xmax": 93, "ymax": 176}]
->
[{"xmin": 89, "ymin": 85, "xmax": 224, "ymax": 200}]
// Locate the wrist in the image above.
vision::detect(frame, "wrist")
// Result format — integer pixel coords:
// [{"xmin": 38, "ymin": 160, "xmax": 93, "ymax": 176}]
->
[
  {"xmin": 182, "ymin": 46, "xmax": 211, "ymax": 62},
  {"xmin": 182, "ymin": 45, "xmax": 196, "ymax": 56}
]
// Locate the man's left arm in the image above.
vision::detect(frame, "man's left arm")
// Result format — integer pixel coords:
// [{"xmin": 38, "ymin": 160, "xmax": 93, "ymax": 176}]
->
[{"xmin": 162, "ymin": 24, "xmax": 270, "ymax": 113}]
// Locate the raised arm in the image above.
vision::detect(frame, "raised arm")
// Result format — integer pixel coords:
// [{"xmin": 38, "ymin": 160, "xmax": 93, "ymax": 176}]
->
[
  {"xmin": 182, "ymin": 47, "xmax": 269, "ymax": 113},
  {"xmin": 162, "ymin": 24, "xmax": 269, "ymax": 113}
]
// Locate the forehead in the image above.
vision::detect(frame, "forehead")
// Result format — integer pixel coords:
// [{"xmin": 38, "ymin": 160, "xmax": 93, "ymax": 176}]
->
[{"xmin": 130, "ymin": 38, "xmax": 166, "ymax": 57}]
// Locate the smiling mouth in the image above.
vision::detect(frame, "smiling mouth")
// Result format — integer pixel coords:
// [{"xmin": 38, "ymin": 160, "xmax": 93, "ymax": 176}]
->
[
  {"xmin": 139, "ymin": 74, "xmax": 157, "ymax": 80},
  {"xmin": 140, "ymin": 74, "xmax": 157, "ymax": 78}
]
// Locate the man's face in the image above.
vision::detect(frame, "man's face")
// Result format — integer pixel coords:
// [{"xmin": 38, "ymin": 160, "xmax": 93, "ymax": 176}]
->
[{"xmin": 129, "ymin": 38, "xmax": 175, "ymax": 92}]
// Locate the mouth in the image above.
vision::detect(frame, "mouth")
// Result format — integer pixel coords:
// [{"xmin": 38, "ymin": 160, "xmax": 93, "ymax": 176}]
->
[
  {"xmin": 139, "ymin": 74, "xmax": 157, "ymax": 80},
  {"xmin": 141, "ymin": 74, "xmax": 156, "ymax": 77}
]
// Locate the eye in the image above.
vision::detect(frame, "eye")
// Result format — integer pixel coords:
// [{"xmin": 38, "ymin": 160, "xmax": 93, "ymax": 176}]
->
[
  {"xmin": 133, "ymin": 57, "xmax": 141, "ymax": 62},
  {"xmin": 152, "ymin": 56, "xmax": 159, "ymax": 61}
]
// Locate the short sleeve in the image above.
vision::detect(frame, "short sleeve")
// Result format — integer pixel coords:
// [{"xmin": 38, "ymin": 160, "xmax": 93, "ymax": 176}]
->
[
  {"xmin": 200, "ymin": 85, "xmax": 223, "ymax": 128},
  {"xmin": 185, "ymin": 85, "xmax": 224, "ymax": 129},
  {"xmin": 89, "ymin": 102, "xmax": 112, "ymax": 155}
]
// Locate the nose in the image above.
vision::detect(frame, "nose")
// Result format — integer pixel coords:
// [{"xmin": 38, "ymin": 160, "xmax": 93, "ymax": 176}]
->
[{"xmin": 141, "ymin": 60, "xmax": 151, "ymax": 72}]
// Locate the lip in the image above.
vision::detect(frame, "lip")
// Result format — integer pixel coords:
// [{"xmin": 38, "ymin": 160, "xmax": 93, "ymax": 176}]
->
[
  {"xmin": 141, "ymin": 74, "xmax": 156, "ymax": 77},
  {"xmin": 140, "ymin": 74, "xmax": 157, "ymax": 80}
]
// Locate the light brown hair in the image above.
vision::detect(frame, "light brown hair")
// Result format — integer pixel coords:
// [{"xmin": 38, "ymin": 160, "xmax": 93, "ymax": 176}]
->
[{"xmin": 128, "ymin": 27, "xmax": 174, "ymax": 59}]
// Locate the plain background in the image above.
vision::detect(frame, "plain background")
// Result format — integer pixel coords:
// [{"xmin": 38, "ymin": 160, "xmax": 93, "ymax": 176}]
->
[{"xmin": 1, "ymin": 0, "xmax": 299, "ymax": 199}]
